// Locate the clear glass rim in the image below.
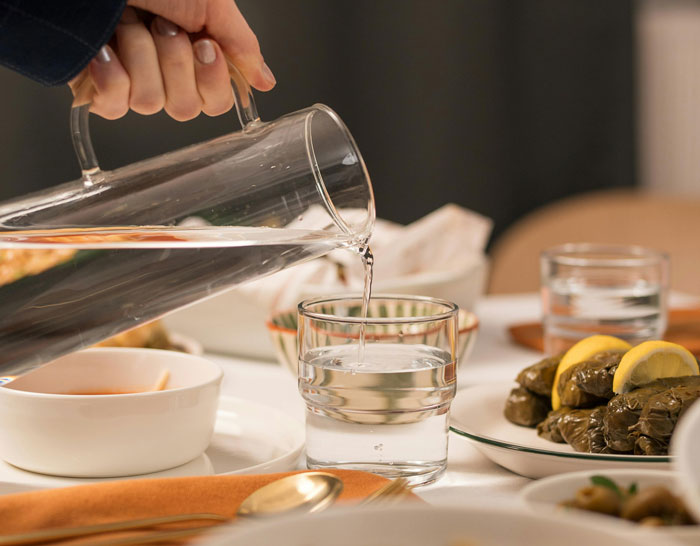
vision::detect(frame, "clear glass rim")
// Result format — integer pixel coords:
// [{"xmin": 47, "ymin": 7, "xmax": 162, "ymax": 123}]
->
[
  {"xmin": 541, "ymin": 243, "xmax": 668, "ymax": 268},
  {"xmin": 298, "ymin": 294, "xmax": 459, "ymax": 325},
  {"xmin": 305, "ymin": 104, "xmax": 376, "ymax": 242}
]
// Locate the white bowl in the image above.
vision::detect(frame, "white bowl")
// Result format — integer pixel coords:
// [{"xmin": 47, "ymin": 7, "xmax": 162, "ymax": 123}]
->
[
  {"xmin": 521, "ymin": 468, "xmax": 683, "ymax": 506},
  {"xmin": 520, "ymin": 469, "xmax": 700, "ymax": 545},
  {"xmin": 672, "ymin": 400, "xmax": 700, "ymax": 523},
  {"xmin": 0, "ymin": 348, "xmax": 222, "ymax": 478}
]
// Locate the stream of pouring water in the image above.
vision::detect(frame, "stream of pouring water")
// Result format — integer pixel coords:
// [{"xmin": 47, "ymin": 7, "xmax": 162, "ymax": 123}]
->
[{"xmin": 358, "ymin": 245, "xmax": 374, "ymax": 363}]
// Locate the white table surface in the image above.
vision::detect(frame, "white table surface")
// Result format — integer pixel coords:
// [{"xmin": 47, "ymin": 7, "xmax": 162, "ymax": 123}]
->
[{"xmin": 209, "ymin": 293, "xmax": 547, "ymax": 505}]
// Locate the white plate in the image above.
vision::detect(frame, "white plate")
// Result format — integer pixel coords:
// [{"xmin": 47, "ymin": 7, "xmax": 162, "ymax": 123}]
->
[
  {"xmin": 672, "ymin": 399, "xmax": 700, "ymax": 523},
  {"xmin": 450, "ymin": 383, "xmax": 671, "ymax": 478},
  {"xmin": 200, "ymin": 504, "xmax": 677, "ymax": 546},
  {"xmin": 0, "ymin": 396, "xmax": 304, "ymax": 490},
  {"xmin": 520, "ymin": 469, "xmax": 700, "ymax": 545}
]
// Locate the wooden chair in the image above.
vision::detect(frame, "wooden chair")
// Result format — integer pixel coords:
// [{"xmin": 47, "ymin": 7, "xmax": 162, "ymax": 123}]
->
[{"xmin": 488, "ymin": 189, "xmax": 700, "ymax": 296}]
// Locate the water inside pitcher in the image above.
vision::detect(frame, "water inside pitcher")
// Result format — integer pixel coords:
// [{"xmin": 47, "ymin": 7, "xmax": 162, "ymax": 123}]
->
[{"xmin": 0, "ymin": 68, "xmax": 375, "ymax": 375}]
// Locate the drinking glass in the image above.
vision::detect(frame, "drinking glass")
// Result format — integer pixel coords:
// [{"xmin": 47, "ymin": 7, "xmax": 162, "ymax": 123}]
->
[
  {"xmin": 541, "ymin": 243, "xmax": 669, "ymax": 355},
  {"xmin": 298, "ymin": 295, "xmax": 458, "ymax": 486}
]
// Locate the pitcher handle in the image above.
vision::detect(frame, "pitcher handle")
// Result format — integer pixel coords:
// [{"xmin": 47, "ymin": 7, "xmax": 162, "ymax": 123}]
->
[{"xmin": 70, "ymin": 58, "xmax": 260, "ymax": 186}]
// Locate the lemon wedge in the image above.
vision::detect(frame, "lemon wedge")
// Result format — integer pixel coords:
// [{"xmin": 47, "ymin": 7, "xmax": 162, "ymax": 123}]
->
[
  {"xmin": 612, "ymin": 340, "xmax": 699, "ymax": 394},
  {"xmin": 551, "ymin": 335, "xmax": 632, "ymax": 409}
]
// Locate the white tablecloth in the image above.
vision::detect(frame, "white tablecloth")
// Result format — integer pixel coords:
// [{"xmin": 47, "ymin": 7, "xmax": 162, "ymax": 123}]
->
[{"xmin": 209, "ymin": 293, "xmax": 547, "ymax": 504}]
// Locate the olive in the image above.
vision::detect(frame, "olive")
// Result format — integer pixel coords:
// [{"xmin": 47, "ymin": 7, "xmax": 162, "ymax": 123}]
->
[
  {"xmin": 620, "ymin": 486, "xmax": 681, "ymax": 522},
  {"xmin": 574, "ymin": 485, "xmax": 621, "ymax": 516}
]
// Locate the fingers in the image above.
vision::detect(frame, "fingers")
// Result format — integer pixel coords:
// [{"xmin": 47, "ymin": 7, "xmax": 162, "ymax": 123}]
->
[
  {"xmin": 115, "ymin": 7, "xmax": 165, "ymax": 115},
  {"xmin": 88, "ymin": 45, "xmax": 131, "ymax": 120},
  {"xmin": 192, "ymin": 39, "xmax": 234, "ymax": 116},
  {"xmin": 126, "ymin": 0, "xmax": 276, "ymax": 93},
  {"xmin": 71, "ymin": 1, "xmax": 268, "ymax": 121},
  {"xmin": 151, "ymin": 16, "xmax": 202, "ymax": 121},
  {"xmin": 207, "ymin": 1, "xmax": 276, "ymax": 91}
]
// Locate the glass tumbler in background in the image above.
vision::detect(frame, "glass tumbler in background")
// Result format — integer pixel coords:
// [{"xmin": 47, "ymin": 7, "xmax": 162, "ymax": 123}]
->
[
  {"xmin": 297, "ymin": 295, "xmax": 459, "ymax": 486},
  {"xmin": 541, "ymin": 243, "xmax": 669, "ymax": 355}
]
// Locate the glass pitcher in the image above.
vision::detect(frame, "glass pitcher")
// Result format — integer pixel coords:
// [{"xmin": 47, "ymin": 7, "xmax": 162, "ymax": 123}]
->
[{"xmin": 0, "ymin": 68, "xmax": 375, "ymax": 375}]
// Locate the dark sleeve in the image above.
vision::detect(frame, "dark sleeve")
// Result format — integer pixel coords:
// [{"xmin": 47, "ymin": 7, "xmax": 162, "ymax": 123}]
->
[{"xmin": 0, "ymin": 0, "xmax": 127, "ymax": 86}]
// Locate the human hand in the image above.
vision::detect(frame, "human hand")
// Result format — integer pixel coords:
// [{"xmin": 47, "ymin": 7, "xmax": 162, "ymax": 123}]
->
[{"xmin": 69, "ymin": 0, "xmax": 275, "ymax": 121}]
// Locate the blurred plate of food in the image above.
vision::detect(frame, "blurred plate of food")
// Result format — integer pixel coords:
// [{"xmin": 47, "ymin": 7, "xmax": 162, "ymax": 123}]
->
[
  {"xmin": 520, "ymin": 469, "xmax": 699, "ymax": 545},
  {"xmin": 94, "ymin": 320, "xmax": 202, "ymax": 355}
]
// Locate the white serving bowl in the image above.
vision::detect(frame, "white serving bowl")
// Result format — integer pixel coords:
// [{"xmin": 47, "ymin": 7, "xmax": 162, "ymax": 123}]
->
[
  {"xmin": 0, "ymin": 348, "xmax": 222, "ymax": 478},
  {"xmin": 520, "ymin": 469, "xmax": 700, "ymax": 545},
  {"xmin": 266, "ymin": 304, "xmax": 478, "ymax": 376}
]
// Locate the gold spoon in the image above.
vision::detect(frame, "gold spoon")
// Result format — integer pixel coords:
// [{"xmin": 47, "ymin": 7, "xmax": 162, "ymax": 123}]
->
[
  {"xmin": 0, "ymin": 472, "xmax": 343, "ymax": 546},
  {"xmin": 236, "ymin": 471, "xmax": 343, "ymax": 517}
]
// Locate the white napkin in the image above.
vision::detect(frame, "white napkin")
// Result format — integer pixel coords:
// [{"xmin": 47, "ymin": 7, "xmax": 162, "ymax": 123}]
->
[{"xmin": 240, "ymin": 204, "xmax": 493, "ymax": 312}]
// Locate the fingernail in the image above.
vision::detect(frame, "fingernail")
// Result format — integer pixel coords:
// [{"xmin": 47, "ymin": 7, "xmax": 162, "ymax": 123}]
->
[
  {"xmin": 194, "ymin": 39, "xmax": 216, "ymax": 65},
  {"xmin": 261, "ymin": 62, "xmax": 276, "ymax": 86},
  {"xmin": 96, "ymin": 45, "xmax": 112, "ymax": 63},
  {"xmin": 155, "ymin": 16, "xmax": 179, "ymax": 37}
]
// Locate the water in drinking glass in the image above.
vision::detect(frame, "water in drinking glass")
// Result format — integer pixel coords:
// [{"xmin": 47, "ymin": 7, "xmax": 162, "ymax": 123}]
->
[
  {"xmin": 541, "ymin": 244, "xmax": 669, "ymax": 355},
  {"xmin": 300, "ymin": 343, "xmax": 455, "ymax": 484},
  {"xmin": 298, "ymin": 294, "xmax": 459, "ymax": 486}
]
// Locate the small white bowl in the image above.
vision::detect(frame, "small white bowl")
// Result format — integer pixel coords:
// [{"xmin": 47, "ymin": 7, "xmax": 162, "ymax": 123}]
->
[
  {"xmin": 0, "ymin": 348, "xmax": 222, "ymax": 478},
  {"xmin": 521, "ymin": 469, "xmax": 700, "ymax": 545},
  {"xmin": 521, "ymin": 469, "xmax": 682, "ymax": 506}
]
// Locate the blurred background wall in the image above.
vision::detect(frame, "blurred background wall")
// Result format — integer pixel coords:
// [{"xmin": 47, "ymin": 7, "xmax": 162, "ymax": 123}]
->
[
  {"xmin": 638, "ymin": 0, "xmax": 700, "ymax": 195},
  {"xmin": 0, "ymin": 0, "xmax": 639, "ymax": 243}
]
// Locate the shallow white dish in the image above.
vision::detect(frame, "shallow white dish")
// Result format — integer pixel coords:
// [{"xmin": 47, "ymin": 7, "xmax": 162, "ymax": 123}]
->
[
  {"xmin": 0, "ymin": 396, "xmax": 304, "ymax": 490},
  {"xmin": 200, "ymin": 504, "xmax": 674, "ymax": 546},
  {"xmin": 450, "ymin": 383, "xmax": 671, "ymax": 478},
  {"xmin": 520, "ymin": 469, "xmax": 700, "ymax": 545},
  {"xmin": 672, "ymin": 399, "xmax": 700, "ymax": 523}
]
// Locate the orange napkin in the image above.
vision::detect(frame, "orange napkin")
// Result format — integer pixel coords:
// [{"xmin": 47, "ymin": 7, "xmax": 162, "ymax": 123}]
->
[
  {"xmin": 0, "ymin": 470, "xmax": 406, "ymax": 544},
  {"xmin": 509, "ymin": 308, "xmax": 700, "ymax": 356}
]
